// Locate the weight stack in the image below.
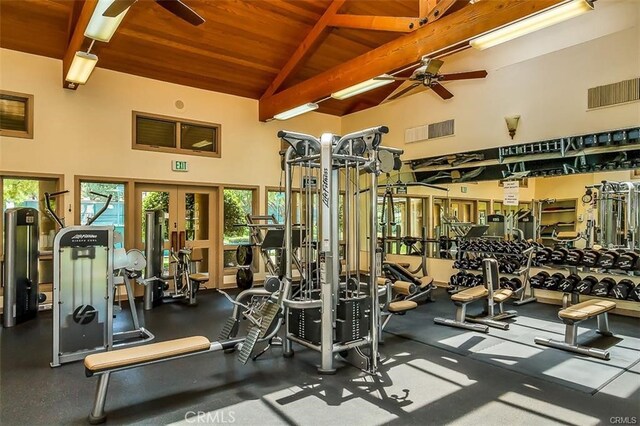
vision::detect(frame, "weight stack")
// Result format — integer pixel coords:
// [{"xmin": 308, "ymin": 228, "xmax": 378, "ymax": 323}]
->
[
  {"xmin": 288, "ymin": 307, "xmax": 321, "ymax": 345},
  {"xmin": 336, "ymin": 297, "xmax": 370, "ymax": 343}
]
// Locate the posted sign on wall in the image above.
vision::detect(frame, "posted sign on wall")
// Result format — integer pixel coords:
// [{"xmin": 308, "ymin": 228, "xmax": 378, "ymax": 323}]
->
[
  {"xmin": 172, "ymin": 160, "xmax": 188, "ymax": 172},
  {"xmin": 503, "ymin": 180, "xmax": 519, "ymax": 206}
]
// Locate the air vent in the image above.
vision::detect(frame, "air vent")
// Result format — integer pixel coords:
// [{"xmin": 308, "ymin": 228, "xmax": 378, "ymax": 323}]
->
[
  {"xmin": 405, "ymin": 119, "xmax": 454, "ymax": 143},
  {"xmin": 588, "ymin": 78, "xmax": 640, "ymax": 109}
]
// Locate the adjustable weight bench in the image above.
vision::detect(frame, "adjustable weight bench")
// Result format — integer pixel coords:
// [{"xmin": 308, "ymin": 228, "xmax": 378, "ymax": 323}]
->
[
  {"xmin": 434, "ymin": 258, "xmax": 517, "ymax": 333},
  {"xmin": 84, "ymin": 336, "xmax": 240, "ymax": 424},
  {"xmin": 535, "ymin": 299, "xmax": 616, "ymax": 360}
]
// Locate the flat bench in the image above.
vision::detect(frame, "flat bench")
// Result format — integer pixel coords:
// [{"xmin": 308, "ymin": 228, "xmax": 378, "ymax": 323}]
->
[
  {"xmin": 84, "ymin": 336, "xmax": 238, "ymax": 424},
  {"xmin": 535, "ymin": 299, "xmax": 617, "ymax": 360},
  {"xmin": 435, "ymin": 258, "xmax": 517, "ymax": 333}
]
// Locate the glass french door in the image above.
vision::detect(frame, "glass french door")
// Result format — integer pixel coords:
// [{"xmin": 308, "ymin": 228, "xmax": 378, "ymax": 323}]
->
[{"xmin": 135, "ymin": 184, "xmax": 217, "ymax": 289}]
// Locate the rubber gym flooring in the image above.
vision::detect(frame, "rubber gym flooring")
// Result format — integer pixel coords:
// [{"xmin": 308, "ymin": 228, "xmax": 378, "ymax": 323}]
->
[{"xmin": 1, "ymin": 287, "xmax": 639, "ymax": 425}]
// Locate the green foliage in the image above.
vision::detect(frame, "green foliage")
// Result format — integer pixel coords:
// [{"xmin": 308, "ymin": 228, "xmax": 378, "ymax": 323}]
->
[
  {"xmin": 81, "ymin": 182, "xmax": 124, "ymax": 202},
  {"xmin": 224, "ymin": 189, "xmax": 252, "ymax": 244},
  {"xmin": 2, "ymin": 179, "xmax": 38, "ymax": 206},
  {"xmin": 142, "ymin": 191, "xmax": 169, "ymax": 212}
]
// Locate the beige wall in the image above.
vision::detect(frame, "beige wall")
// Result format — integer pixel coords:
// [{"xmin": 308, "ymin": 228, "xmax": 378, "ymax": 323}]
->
[
  {"xmin": 0, "ymin": 48, "xmax": 341, "ymax": 224},
  {"xmin": 341, "ymin": 0, "xmax": 640, "ymax": 161}
]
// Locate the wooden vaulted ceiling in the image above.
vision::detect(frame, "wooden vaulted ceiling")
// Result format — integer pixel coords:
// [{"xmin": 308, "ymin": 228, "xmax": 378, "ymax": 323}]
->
[{"xmin": 0, "ymin": 0, "xmax": 563, "ymax": 119}]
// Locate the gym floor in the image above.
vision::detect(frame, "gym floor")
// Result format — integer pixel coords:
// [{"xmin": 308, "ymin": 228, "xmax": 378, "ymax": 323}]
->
[{"xmin": 1, "ymin": 288, "xmax": 639, "ymax": 425}]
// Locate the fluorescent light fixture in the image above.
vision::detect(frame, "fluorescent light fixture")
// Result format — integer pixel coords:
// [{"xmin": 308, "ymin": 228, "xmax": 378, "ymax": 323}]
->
[
  {"xmin": 65, "ymin": 51, "xmax": 98, "ymax": 84},
  {"xmin": 470, "ymin": 0, "xmax": 593, "ymax": 50},
  {"xmin": 84, "ymin": 0, "xmax": 130, "ymax": 42},
  {"xmin": 331, "ymin": 75, "xmax": 394, "ymax": 100},
  {"xmin": 273, "ymin": 103, "xmax": 319, "ymax": 120}
]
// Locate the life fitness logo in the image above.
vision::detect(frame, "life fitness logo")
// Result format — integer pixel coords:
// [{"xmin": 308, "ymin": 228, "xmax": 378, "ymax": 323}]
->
[{"xmin": 72, "ymin": 305, "xmax": 97, "ymax": 325}]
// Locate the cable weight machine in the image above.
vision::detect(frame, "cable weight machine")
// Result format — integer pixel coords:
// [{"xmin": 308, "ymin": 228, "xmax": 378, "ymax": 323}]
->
[{"xmin": 278, "ymin": 126, "xmax": 399, "ymax": 375}]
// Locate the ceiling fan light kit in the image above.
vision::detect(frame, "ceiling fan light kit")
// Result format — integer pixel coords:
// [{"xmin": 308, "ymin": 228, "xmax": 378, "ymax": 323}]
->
[
  {"xmin": 85, "ymin": 0, "xmax": 130, "ymax": 42},
  {"xmin": 273, "ymin": 103, "xmax": 319, "ymax": 121},
  {"xmin": 66, "ymin": 51, "xmax": 99, "ymax": 84},
  {"xmin": 470, "ymin": 0, "xmax": 594, "ymax": 50},
  {"xmin": 331, "ymin": 75, "xmax": 395, "ymax": 100}
]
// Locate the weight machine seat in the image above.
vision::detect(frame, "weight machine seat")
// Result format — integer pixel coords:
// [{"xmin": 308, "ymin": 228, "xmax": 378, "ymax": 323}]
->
[
  {"xmin": 559, "ymin": 299, "xmax": 616, "ymax": 321},
  {"xmin": 492, "ymin": 289, "xmax": 513, "ymax": 303},
  {"xmin": 397, "ymin": 262, "xmax": 411, "ymax": 269},
  {"xmin": 451, "ymin": 286, "xmax": 488, "ymax": 303},
  {"xmin": 388, "ymin": 300, "xmax": 418, "ymax": 313},
  {"xmin": 418, "ymin": 276, "xmax": 434, "ymax": 290},
  {"xmin": 392, "ymin": 280, "xmax": 416, "ymax": 296},
  {"xmin": 556, "ymin": 231, "xmax": 580, "ymax": 240},
  {"xmin": 84, "ymin": 336, "xmax": 211, "ymax": 376},
  {"xmin": 377, "ymin": 277, "xmax": 390, "ymax": 286},
  {"xmin": 189, "ymin": 273, "xmax": 209, "ymax": 283}
]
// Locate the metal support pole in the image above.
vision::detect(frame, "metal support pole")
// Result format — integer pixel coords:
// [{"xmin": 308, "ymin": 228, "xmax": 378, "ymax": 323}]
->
[
  {"xmin": 369, "ymin": 169, "xmax": 379, "ymax": 373},
  {"xmin": 88, "ymin": 373, "xmax": 110, "ymax": 424}
]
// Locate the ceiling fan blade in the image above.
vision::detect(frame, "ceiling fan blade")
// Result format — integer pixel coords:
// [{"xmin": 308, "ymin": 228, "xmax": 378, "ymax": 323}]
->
[
  {"xmin": 385, "ymin": 82, "xmax": 421, "ymax": 102},
  {"xmin": 440, "ymin": 70, "xmax": 488, "ymax": 81},
  {"xmin": 103, "ymin": 0, "xmax": 137, "ymax": 17},
  {"xmin": 155, "ymin": 0, "xmax": 205, "ymax": 26},
  {"xmin": 430, "ymin": 82, "xmax": 454, "ymax": 100}
]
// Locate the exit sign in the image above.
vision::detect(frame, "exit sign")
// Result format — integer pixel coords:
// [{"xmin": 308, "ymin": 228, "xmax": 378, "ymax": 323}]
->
[{"xmin": 172, "ymin": 160, "xmax": 188, "ymax": 172}]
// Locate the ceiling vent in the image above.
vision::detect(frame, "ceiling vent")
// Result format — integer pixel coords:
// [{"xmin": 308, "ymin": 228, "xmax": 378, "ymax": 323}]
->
[
  {"xmin": 588, "ymin": 77, "xmax": 639, "ymax": 109},
  {"xmin": 405, "ymin": 119, "xmax": 454, "ymax": 143}
]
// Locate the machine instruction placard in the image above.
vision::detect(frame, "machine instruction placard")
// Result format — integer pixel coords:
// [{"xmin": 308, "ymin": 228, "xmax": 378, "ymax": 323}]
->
[{"xmin": 503, "ymin": 180, "xmax": 520, "ymax": 206}]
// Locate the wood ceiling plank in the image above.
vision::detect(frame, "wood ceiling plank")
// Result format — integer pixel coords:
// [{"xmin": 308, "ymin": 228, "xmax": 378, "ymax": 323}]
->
[
  {"xmin": 259, "ymin": 0, "xmax": 563, "ymax": 121},
  {"xmin": 260, "ymin": 0, "xmax": 347, "ymax": 99},
  {"xmin": 116, "ymin": 27, "xmax": 280, "ymax": 74},
  {"xmin": 328, "ymin": 15, "xmax": 419, "ymax": 33},
  {"xmin": 62, "ymin": 0, "xmax": 97, "ymax": 90},
  {"xmin": 425, "ymin": 0, "xmax": 461, "ymax": 22}
]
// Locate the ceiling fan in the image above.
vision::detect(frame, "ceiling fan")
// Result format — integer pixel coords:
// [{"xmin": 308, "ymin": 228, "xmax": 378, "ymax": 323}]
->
[
  {"xmin": 376, "ymin": 56, "xmax": 487, "ymax": 102},
  {"xmin": 103, "ymin": 0, "xmax": 205, "ymax": 26}
]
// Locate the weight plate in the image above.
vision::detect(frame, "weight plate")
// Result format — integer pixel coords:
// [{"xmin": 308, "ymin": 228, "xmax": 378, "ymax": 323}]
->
[
  {"xmin": 236, "ymin": 244, "xmax": 253, "ymax": 266},
  {"xmin": 236, "ymin": 267, "xmax": 254, "ymax": 290}
]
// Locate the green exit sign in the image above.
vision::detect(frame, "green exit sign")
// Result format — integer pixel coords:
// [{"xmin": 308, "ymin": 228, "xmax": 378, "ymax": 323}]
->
[{"xmin": 172, "ymin": 160, "xmax": 188, "ymax": 172}]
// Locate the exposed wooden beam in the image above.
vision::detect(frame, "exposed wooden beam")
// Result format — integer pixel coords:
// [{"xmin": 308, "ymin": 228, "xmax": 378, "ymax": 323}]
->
[
  {"xmin": 328, "ymin": 15, "xmax": 419, "ymax": 33},
  {"xmin": 425, "ymin": 0, "xmax": 460, "ymax": 22},
  {"xmin": 259, "ymin": 0, "xmax": 563, "ymax": 121},
  {"xmin": 62, "ymin": 0, "xmax": 97, "ymax": 90},
  {"xmin": 420, "ymin": 0, "xmax": 438, "ymax": 19},
  {"xmin": 260, "ymin": 0, "xmax": 346, "ymax": 99}
]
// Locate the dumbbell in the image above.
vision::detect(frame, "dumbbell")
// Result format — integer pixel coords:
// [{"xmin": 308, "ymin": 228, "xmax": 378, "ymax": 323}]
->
[
  {"xmin": 574, "ymin": 276, "xmax": 598, "ymax": 294},
  {"xmin": 550, "ymin": 247, "xmax": 569, "ymax": 264},
  {"xmin": 609, "ymin": 279, "xmax": 636, "ymax": 299},
  {"xmin": 543, "ymin": 272, "xmax": 566, "ymax": 290},
  {"xmin": 557, "ymin": 273, "xmax": 581, "ymax": 293},
  {"xmin": 616, "ymin": 252, "xmax": 639, "ymax": 271},
  {"xmin": 470, "ymin": 258, "xmax": 482, "ymax": 270},
  {"xmin": 530, "ymin": 271, "xmax": 550, "ymax": 288},
  {"xmin": 597, "ymin": 250, "xmax": 619, "ymax": 269},
  {"xmin": 592, "ymin": 277, "xmax": 617, "ymax": 297},
  {"xmin": 582, "ymin": 249, "xmax": 601, "ymax": 267},
  {"xmin": 628, "ymin": 283, "xmax": 640, "ymax": 302},
  {"xmin": 471, "ymin": 274, "xmax": 484, "ymax": 287},
  {"xmin": 536, "ymin": 248, "xmax": 553, "ymax": 264},
  {"xmin": 565, "ymin": 249, "xmax": 584, "ymax": 266},
  {"xmin": 501, "ymin": 277, "xmax": 523, "ymax": 291}
]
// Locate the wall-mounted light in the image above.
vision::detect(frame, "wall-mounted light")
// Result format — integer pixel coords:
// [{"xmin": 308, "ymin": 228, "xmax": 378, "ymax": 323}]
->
[
  {"xmin": 65, "ymin": 51, "xmax": 99, "ymax": 85},
  {"xmin": 505, "ymin": 115, "xmax": 520, "ymax": 139},
  {"xmin": 331, "ymin": 75, "xmax": 395, "ymax": 100},
  {"xmin": 84, "ymin": 0, "xmax": 130, "ymax": 42},
  {"xmin": 470, "ymin": 0, "xmax": 594, "ymax": 50},
  {"xmin": 274, "ymin": 103, "xmax": 319, "ymax": 120}
]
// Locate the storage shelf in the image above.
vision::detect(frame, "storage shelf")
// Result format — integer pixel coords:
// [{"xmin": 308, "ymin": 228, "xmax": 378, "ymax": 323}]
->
[{"xmin": 542, "ymin": 209, "xmax": 575, "ymax": 214}]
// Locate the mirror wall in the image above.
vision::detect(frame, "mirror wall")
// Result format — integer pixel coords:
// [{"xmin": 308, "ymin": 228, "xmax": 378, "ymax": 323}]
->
[{"xmin": 377, "ymin": 168, "xmax": 638, "ymax": 258}]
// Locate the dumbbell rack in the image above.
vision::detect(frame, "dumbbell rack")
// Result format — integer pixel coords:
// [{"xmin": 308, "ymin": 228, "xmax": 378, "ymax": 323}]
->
[
  {"xmin": 536, "ymin": 263, "xmax": 640, "ymax": 308},
  {"xmin": 452, "ymin": 247, "xmax": 537, "ymax": 305}
]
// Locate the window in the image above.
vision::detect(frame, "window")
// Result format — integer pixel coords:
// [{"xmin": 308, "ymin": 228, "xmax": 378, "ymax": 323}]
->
[
  {"xmin": 0, "ymin": 90, "xmax": 34, "ymax": 139},
  {"xmin": 132, "ymin": 111, "xmax": 221, "ymax": 157},
  {"xmin": 79, "ymin": 182, "xmax": 125, "ymax": 241},
  {"xmin": 223, "ymin": 188, "xmax": 255, "ymax": 269},
  {"xmin": 267, "ymin": 190, "xmax": 286, "ymax": 224}
]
